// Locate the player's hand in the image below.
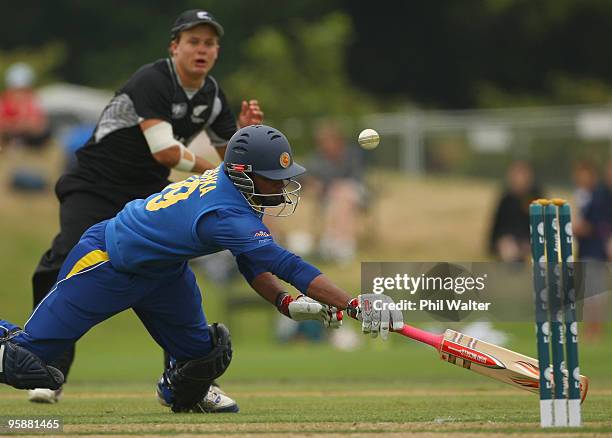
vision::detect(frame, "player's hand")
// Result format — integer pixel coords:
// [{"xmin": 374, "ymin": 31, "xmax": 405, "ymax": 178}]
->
[
  {"xmin": 346, "ymin": 294, "xmax": 403, "ymax": 340},
  {"xmin": 279, "ymin": 294, "xmax": 342, "ymax": 328},
  {"xmin": 238, "ymin": 99, "xmax": 264, "ymax": 127},
  {"xmin": 289, "ymin": 295, "xmax": 342, "ymax": 328}
]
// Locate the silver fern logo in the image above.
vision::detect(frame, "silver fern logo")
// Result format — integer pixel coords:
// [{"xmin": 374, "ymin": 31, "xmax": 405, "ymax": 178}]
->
[{"xmin": 193, "ymin": 105, "xmax": 208, "ymax": 116}]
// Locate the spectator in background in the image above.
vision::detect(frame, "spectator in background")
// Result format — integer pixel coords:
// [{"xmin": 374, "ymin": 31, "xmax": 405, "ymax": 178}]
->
[
  {"xmin": 604, "ymin": 161, "xmax": 612, "ymax": 259},
  {"xmin": 489, "ymin": 160, "xmax": 542, "ymax": 262},
  {"xmin": 572, "ymin": 160, "xmax": 606, "ymax": 260},
  {"xmin": 0, "ymin": 62, "xmax": 50, "ymax": 149},
  {"xmin": 572, "ymin": 160, "xmax": 610, "ymax": 341},
  {"xmin": 306, "ymin": 120, "xmax": 366, "ymax": 264}
]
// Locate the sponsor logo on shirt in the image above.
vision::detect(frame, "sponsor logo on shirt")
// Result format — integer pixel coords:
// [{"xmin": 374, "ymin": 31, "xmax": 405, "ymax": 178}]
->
[
  {"xmin": 172, "ymin": 103, "xmax": 188, "ymax": 119},
  {"xmin": 254, "ymin": 230, "xmax": 272, "ymax": 238}
]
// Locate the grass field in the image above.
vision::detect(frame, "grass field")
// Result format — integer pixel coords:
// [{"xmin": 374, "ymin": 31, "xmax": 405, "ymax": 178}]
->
[
  {"xmin": 1, "ymin": 339, "xmax": 612, "ymax": 435},
  {"xmin": 0, "ymin": 146, "xmax": 610, "ymax": 436}
]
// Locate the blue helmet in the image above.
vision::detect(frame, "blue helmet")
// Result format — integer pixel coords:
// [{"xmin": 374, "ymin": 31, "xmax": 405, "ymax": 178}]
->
[
  {"xmin": 225, "ymin": 125, "xmax": 305, "ymax": 179},
  {"xmin": 224, "ymin": 125, "xmax": 305, "ymax": 216}
]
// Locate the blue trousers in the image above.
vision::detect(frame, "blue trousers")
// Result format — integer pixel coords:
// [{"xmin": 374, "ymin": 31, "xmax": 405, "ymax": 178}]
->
[{"xmin": 2, "ymin": 221, "xmax": 211, "ymax": 364}]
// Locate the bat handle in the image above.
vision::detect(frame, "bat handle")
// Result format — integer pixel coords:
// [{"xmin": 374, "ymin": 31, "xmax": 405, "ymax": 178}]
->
[{"xmin": 394, "ymin": 324, "xmax": 444, "ymax": 350}]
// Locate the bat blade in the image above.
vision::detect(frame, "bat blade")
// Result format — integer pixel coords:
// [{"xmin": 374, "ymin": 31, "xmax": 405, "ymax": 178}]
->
[
  {"xmin": 397, "ymin": 325, "xmax": 589, "ymax": 403},
  {"xmin": 439, "ymin": 329, "xmax": 544, "ymax": 392}
]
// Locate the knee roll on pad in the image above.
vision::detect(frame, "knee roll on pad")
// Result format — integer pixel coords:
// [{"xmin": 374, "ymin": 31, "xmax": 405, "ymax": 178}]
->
[
  {"xmin": 168, "ymin": 323, "xmax": 233, "ymax": 412},
  {"xmin": 0, "ymin": 341, "xmax": 64, "ymax": 390},
  {"xmin": 178, "ymin": 323, "xmax": 233, "ymax": 381}
]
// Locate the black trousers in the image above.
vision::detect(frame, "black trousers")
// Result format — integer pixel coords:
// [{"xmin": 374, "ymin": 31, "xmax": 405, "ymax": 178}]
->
[{"xmin": 32, "ymin": 189, "xmax": 127, "ymax": 379}]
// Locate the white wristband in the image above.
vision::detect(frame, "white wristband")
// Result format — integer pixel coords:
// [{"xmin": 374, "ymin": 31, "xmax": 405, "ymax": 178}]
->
[
  {"xmin": 143, "ymin": 121, "xmax": 195, "ymax": 172},
  {"xmin": 175, "ymin": 145, "xmax": 196, "ymax": 172}
]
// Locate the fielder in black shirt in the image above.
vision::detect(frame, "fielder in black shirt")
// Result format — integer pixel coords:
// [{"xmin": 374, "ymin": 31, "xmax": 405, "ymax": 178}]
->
[{"xmin": 29, "ymin": 10, "xmax": 263, "ymax": 409}]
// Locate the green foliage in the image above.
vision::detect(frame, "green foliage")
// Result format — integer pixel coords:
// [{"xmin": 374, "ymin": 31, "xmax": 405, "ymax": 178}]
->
[
  {"xmin": 549, "ymin": 74, "xmax": 612, "ymax": 104},
  {"xmin": 0, "ymin": 1, "xmax": 342, "ymax": 89},
  {"xmin": 5, "ymin": 2, "xmax": 612, "ymax": 109},
  {"xmin": 0, "ymin": 43, "xmax": 67, "ymax": 89},
  {"xmin": 225, "ymin": 13, "xmax": 376, "ymax": 124},
  {"xmin": 476, "ymin": 75, "xmax": 612, "ymax": 107}
]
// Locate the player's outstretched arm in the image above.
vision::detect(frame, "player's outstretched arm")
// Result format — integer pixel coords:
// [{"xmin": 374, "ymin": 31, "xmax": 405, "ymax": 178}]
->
[
  {"xmin": 305, "ymin": 277, "xmax": 405, "ymax": 339},
  {"xmin": 249, "ymin": 271, "xmax": 286, "ymax": 305},
  {"xmin": 249, "ymin": 272, "xmax": 341, "ymax": 328},
  {"xmin": 234, "ymin": 243, "xmax": 402, "ymax": 339},
  {"xmin": 305, "ymin": 276, "xmax": 404, "ymax": 340},
  {"xmin": 305, "ymin": 274, "xmax": 353, "ymax": 309}
]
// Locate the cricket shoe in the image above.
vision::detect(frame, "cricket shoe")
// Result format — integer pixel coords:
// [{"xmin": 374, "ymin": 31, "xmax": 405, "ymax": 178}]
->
[
  {"xmin": 191, "ymin": 385, "xmax": 239, "ymax": 413},
  {"xmin": 156, "ymin": 378, "xmax": 239, "ymax": 413},
  {"xmin": 28, "ymin": 387, "xmax": 63, "ymax": 404}
]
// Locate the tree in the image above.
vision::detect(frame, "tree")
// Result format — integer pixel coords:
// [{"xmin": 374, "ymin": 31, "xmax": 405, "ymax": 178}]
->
[{"xmin": 225, "ymin": 12, "xmax": 376, "ymax": 151}]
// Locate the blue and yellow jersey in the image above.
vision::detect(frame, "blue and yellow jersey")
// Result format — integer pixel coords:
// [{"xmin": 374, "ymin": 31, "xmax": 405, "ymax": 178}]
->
[{"xmin": 105, "ymin": 165, "xmax": 272, "ymax": 277}]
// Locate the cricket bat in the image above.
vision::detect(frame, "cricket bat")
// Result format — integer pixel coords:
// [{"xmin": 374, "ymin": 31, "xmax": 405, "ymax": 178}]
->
[{"xmin": 396, "ymin": 324, "xmax": 589, "ymax": 403}]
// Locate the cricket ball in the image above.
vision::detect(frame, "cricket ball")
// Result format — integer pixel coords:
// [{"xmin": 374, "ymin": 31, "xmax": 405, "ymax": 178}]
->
[{"xmin": 358, "ymin": 128, "xmax": 380, "ymax": 150}]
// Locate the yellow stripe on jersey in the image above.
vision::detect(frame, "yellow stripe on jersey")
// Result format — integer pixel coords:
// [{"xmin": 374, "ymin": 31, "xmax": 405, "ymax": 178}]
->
[{"xmin": 66, "ymin": 250, "xmax": 109, "ymax": 279}]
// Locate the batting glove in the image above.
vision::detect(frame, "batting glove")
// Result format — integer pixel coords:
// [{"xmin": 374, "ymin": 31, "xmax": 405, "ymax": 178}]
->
[
  {"xmin": 276, "ymin": 293, "xmax": 342, "ymax": 328},
  {"xmin": 346, "ymin": 294, "xmax": 404, "ymax": 340}
]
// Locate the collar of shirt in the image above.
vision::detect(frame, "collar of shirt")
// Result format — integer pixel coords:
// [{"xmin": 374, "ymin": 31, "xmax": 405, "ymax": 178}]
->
[{"xmin": 168, "ymin": 58, "xmax": 205, "ymax": 99}]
